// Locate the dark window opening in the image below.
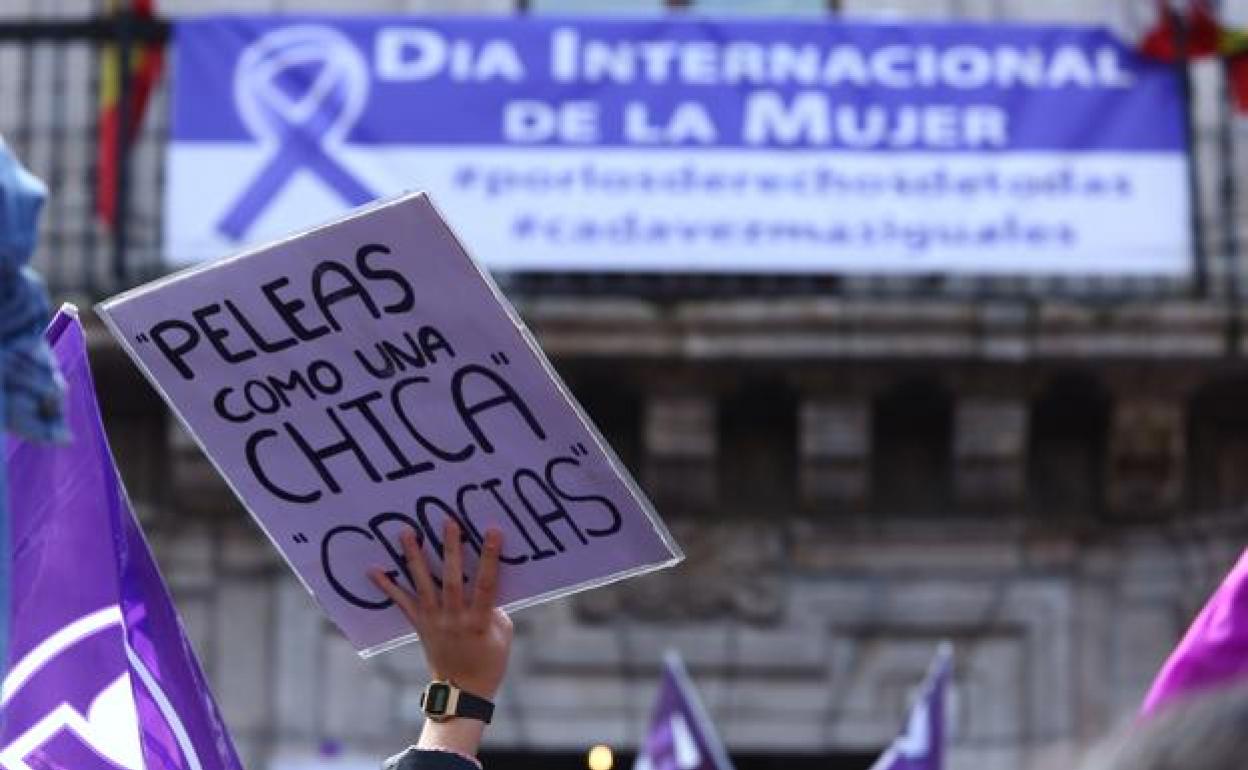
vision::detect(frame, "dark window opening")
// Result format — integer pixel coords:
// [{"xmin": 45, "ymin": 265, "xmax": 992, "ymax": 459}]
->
[
  {"xmin": 1028, "ymin": 373, "xmax": 1109, "ymax": 518},
  {"xmin": 1189, "ymin": 378, "xmax": 1248, "ymax": 512},
  {"xmin": 571, "ymin": 377, "xmax": 643, "ymax": 475},
  {"xmin": 719, "ymin": 380, "xmax": 798, "ymax": 516},
  {"xmin": 871, "ymin": 379, "xmax": 953, "ymax": 515}
]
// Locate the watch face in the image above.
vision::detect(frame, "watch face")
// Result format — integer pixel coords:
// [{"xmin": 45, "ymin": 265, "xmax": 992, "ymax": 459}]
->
[{"xmin": 425, "ymin": 683, "xmax": 451, "ymax": 714}]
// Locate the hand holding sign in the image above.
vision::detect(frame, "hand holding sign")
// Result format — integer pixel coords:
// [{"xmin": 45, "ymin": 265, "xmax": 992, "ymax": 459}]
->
[
  {"xmin": 98, "ymin": 193, "xmax": 682, "ymax": 655},
  {"xmin": 373, "ymin": 523, "xmax": 512, "ymax": 764},
  {"xmin": 370, "ymin": 523, "xmax": 513, "ymax": 699}
]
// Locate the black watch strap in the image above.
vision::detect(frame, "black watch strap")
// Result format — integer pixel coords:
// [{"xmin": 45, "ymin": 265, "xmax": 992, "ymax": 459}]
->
[{"xmin": 454, "ymin": 689, "xmax": 494, "ymax": 723}]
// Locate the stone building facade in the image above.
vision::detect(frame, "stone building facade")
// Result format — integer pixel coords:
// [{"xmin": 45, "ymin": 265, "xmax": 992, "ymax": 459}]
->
[
  {"xmin": 86, "ymin": 294, "xmax": 1248, "ymax": 770},
  {"xmin": 9, "ymin": 0, "xmax": 1248, "ymax": 768}
]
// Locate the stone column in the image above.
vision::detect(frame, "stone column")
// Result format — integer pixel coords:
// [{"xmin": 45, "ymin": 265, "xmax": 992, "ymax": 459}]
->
[
  {"xmin": 1107, "ymin": 398, "xmax": 1185, "ymax": 516},
  {"xmin": 642, "ymin": 393, "xmax": 718, "ymax": 513},
  {"xmin": 954, "ymin": 397, "xmax": 1028, "ymax": 510},
  {"xmin": 798, "ymin": 397, "xmax": 870, "ymax": 512}
]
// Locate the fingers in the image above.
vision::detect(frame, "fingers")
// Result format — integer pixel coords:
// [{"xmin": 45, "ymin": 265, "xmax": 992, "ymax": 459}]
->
[
  {"xmin": 371, "ymin": 523, "xmax": 504, "ymax": 633},
  {"xmin": 369, "ymin": 568, "xmax": 421, "ymax": 622},
  {"xmin": 441, "ymin": 519, "xmax": 465, "ymax": 612},
  {"xmin": 400, "ymin": 528, "xmax": 438, "ymax": 610},
  {"xmin": 471, "ymin": 529, "xmax": 503, "ymax": 619}
]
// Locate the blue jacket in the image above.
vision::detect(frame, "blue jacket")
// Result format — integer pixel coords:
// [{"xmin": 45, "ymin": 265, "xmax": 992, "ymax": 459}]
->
[{"xmin": 0, "ymin": 134, "xmax": 65, "ymax": 443}]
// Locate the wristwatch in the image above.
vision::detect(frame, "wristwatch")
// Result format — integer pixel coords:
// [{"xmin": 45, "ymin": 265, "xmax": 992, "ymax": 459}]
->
[{"xmin": 420, "ymin": 680, "xmax": 495, "ymax": 724}]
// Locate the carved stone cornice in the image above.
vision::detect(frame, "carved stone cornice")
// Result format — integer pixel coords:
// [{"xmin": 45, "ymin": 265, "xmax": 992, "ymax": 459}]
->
[{"xmin": 513, "ymin": 297, "xmax": 1233, "ymax": 362}]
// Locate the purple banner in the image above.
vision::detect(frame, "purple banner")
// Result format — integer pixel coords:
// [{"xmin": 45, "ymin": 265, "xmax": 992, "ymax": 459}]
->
[
  {"xmin": 165, "ymin": 16, "xmax": 1192, "ymax": 276},
  {"xmin": 173, "ymin": 17, "xmax": 1184, "ymax": 152},
  {"xmin": 99, "ymin": 194, "xmax": 682, "ymax": 655},
  {"xmin": 869, "ymin": 645, "xmax": 953, "ymax": 770},
  {"xmin": 634, "ymin": 652, "xmax": 734, "ymax": 770},
  {"xmin": 2, "ymin": 308, "xmax": 243, "ymax": 770}
]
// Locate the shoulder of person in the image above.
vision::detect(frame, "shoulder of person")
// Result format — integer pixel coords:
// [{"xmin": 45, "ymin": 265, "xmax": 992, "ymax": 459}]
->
[{"xmin": 384, "ymin": 746, "xmax": 483, "ymax": 770}]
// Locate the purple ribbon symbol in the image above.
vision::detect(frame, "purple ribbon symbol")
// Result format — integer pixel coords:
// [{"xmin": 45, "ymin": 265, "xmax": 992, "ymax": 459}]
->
[{"xmin": 218, "ymin": 25, "xmax": 375, "ymax": 241}]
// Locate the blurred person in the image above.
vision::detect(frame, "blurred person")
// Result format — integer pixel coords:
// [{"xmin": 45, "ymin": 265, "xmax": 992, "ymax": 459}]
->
[
  {"xmin": 0, "ymin": 135, "xmax": 65, "ymax": 443},
  {"xmin": 1080, "ymin": 684, "xmax": 1248, "ymax": 770},
  {"xmin": 1, "ymin": 135, "xmax": 67, "ymax": 681},
  {"xmin": 371, "ymin": 521, "xmax": 511, "ymax": 770}
]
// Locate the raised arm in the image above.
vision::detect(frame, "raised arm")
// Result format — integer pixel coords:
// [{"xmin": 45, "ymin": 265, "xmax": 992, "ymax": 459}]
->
[{"xmin": 372, "ymin": 521, "xmax": 513, "ymax": 770}]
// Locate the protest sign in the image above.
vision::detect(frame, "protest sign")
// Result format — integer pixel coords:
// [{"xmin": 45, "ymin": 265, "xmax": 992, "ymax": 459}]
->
[{"xmin": 98, "ymin": 193, "xmax": 683, "ymax": 655}]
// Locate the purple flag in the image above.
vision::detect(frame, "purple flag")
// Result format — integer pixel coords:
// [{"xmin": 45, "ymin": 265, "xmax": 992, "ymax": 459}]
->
[
  {"xmin": 869, "ymin": 645, "xmax": 953, "ymax": 770},
  {"xmin": 634, "ymin": 652, "xmax": 734, "ymax": 770},
  {"xmin": 1141, "ymin": 548, "xmax": 1248, "ymax": 717},
  {"xmin": 1, "ymin": 307, "xmax": 243, "ymax": 770}
]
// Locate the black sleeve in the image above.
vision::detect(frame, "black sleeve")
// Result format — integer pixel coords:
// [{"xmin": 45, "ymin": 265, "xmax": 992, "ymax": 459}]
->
[{"xmin": 383, "ymin": 747, "xmax": 480, "ymax": 770}]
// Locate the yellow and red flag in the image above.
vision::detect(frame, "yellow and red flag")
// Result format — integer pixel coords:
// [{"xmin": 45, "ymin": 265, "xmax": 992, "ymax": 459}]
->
[
  {"xmin": 96, "ymin": 0, "xmax": 164, "ymax": 227},
  {"xmin": 1137, "ymin": 1, "xmax": 1248, "ymax": 114},
  {"xmin": 1138, "ymin": 0, "xmax": 1222, "ymax": 59},
  {"xmin": 1217, "ymin": 20, "xmax": 1248, "ymax": 112}
]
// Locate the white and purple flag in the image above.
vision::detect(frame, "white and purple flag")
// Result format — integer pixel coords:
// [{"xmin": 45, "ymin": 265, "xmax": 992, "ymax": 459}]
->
[
  {"xmin": 869, "ymin": 644, "xmax": 953, "ymax": 770},
  {"xmin": 1, "ymin": 307, "xmax": 243, "ymax": 770},
  {"xmin": 634, "ymin": 651, "xmax": 734, "ymax": 770}
]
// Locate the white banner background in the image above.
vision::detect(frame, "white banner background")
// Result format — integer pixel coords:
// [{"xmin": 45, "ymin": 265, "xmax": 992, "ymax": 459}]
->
[{"xmin": 168, "ymin": 147, "xmax": 1190, "ymax": 275}]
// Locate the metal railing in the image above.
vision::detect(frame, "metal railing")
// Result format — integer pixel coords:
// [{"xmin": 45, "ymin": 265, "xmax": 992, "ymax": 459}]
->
[{"xmin": 0, "ymin": 13, "xmax": 169, "ymax": 302}]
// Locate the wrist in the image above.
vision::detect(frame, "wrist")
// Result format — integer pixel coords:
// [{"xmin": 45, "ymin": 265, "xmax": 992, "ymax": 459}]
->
[
  {"xmin": 453, "ymin": 678, "xmax": 501, "ymax": 701},
  {"xmin": 418, "ymin": 717, "xmax": 485, "ymax": 758},
  {"xmin": 435, "ymin": 673, "xmax": 501, "ymax": 701}
]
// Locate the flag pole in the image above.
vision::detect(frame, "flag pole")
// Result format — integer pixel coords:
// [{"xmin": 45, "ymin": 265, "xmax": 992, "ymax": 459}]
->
[
  {"xmin": 1176, "ymin": 4, "xmax": 1210, "ymax": 295},
  {"xmin": 110, "ymin": 5, "xmax": 133, "ymax": 286},
  {"xmin": 1216, "ymin": 0, "xmax": 1243, "ymax": 326}
]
